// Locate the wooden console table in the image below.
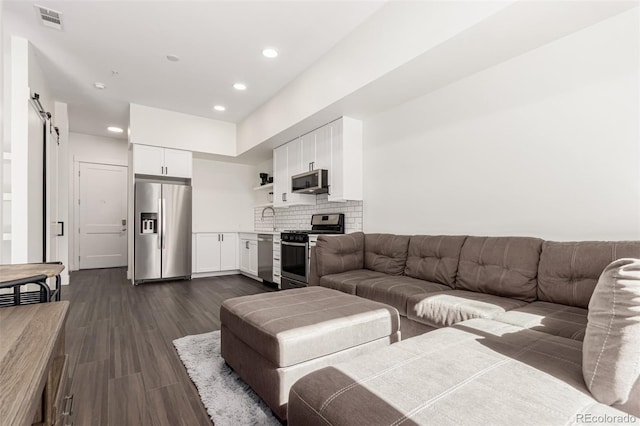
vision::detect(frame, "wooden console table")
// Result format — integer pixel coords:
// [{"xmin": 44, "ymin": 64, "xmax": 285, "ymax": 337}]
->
[{"xmin": 0, "ymin": 301, "xmax": 72, "ymax": 426}]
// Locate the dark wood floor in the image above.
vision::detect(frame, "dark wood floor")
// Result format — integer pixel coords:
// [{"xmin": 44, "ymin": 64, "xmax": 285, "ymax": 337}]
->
[{"xmin": 62, "ymin": 268, "xmax": 273, "ymax": 426}]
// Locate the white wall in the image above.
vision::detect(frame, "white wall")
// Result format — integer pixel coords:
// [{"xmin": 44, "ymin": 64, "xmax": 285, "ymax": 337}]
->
[
  {"xmin": 129, "ymin": 104, "xmax": 236, "ymax": 156},
  {"xmin": 0, "ymin": 0, "xmax": 5, "ymax": 263},
  {"xmin": 54, "ymin": 102, "xmax": 69, "ymax": 284},
  {"xmin": 68, "ymin": 132, "xmax": 128, "ymax": 270},
  {"xmin": 192, "ymin": 157, "xmax": 255, "ymax": 232},
  {"xmin": 363, "ymin": 9, "xmax": 640, "ymax": 241},
  {"xmin": 8, "ymin": 36, "xmax": 56, "ymax": 263}
]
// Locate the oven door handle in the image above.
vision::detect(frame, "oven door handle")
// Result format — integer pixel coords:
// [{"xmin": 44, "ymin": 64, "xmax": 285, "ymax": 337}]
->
[{"xmin": 281, "ymin": 241, "xmax": 307, "ymax": 247}]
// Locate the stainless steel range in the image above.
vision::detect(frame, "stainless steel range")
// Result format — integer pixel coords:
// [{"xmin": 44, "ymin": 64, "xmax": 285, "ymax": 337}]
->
[{"xmin": 280, "ymin": 213, "xmax": 345, "ymax": 290}]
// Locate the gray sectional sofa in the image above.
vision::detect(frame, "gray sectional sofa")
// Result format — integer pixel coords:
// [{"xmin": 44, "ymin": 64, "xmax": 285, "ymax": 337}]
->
[{"xmin": 288, "ymin": 233, "xmax": 640, "ymax": 425}]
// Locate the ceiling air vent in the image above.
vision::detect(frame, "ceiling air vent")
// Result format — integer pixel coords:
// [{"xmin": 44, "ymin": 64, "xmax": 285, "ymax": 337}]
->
[{"xmin": 34, "ymin": 5, "xmax": 63, "ymax": 30}]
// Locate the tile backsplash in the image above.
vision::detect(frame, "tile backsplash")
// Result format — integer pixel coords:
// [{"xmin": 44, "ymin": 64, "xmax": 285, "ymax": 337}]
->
[{"xmin": 255, "ymin": 194, "xmax": 363, "ymax": 233}]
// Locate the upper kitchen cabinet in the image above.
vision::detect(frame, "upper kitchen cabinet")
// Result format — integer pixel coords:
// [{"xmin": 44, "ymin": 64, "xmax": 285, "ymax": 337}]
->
[
  {"xmin": 301, "ymin": 126, "xmax": 330, "ymax": 172},
  {"xmin": 327, "ymin": 117, "xmax": 362, "ymax": 202},
  {"xmin": 133, "ymin": 144, "xmax": 192, "ymax": 178},
  {"xmin": 273, "ymin": 141, "xmax": 315, "ymax": 208}
]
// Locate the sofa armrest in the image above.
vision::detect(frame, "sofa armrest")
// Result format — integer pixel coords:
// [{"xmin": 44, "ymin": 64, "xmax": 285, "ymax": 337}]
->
[
  {"xmin": 315, "ymin": 232, "xmax": 365, "ymax": 278},
  {"xmin": 308, "ymin": 247, "xmax": 320, "ymax": 286}
]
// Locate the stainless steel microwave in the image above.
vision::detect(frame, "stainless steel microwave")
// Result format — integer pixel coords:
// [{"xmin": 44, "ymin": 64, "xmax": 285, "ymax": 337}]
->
[{"xmin": 291, "ymin": 169, "xmax": 329, "ymax": 194}]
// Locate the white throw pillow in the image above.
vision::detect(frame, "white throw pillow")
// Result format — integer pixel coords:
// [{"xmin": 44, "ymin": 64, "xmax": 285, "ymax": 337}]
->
[{"xmin": 583, "ymin": 258, "xmax": 640, "ymax": 416}]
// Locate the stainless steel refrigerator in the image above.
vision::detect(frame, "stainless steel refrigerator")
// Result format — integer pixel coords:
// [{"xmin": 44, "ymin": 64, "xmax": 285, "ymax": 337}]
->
[{"xmin": 134, "ymin": 182, "xmax": 192, "ymax": 284}]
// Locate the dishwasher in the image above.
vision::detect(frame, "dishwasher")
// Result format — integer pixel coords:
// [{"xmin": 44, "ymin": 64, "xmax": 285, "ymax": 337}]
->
[{"xmin": 257, "ymin": 234, "xmax": 274, "ymax": 284}]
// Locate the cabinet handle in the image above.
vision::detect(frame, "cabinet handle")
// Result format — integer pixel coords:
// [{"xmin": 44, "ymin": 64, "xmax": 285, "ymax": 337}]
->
[
  {"xmin": 283, "ymin": 193, "xmax": 287, "ymax": 202},
  {"xmin": 221, "ymin": 234, "xmax": 224, "ymax": 242},
  {"xmin": 246, "ymin": 241, "xmax": 249, "ymax": 249},
  {"xmin": 166, "ymin": 166, "xmax": 168, "ymax": 175},
  {"xmin": 218, "ymin": 234, "xmax": 220, "ymax": 242}
]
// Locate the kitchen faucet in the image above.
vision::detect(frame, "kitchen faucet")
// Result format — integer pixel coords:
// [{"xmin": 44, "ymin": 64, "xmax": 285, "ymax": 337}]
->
[{"xmin": 261, "ymin": 206, "xmax": 276, "ymax": 231}]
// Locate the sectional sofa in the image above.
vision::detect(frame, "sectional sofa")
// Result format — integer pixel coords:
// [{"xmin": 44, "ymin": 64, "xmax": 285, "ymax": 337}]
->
[{"xmin": 288, "ymin": 233, "xmax": 640, "ymax": 424}]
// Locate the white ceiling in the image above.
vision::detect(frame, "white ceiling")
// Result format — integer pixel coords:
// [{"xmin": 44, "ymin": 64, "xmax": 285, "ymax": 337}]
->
[{"xmin": 3, "ymin": 1, "xmax": 385, "ymax": 140}]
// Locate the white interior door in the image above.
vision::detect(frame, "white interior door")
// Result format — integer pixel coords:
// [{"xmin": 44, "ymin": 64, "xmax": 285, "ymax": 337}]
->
[{"xmin": 79, "ymin": 162, "xmax": 127, "ymax": 269}]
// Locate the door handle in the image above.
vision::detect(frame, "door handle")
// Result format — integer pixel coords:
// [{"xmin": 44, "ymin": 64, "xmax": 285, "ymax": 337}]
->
[
  {"xmin": 162, "ymin": 198, "xmax": 166, "ymax": 249},
  {"xmin": 157, "ymin": 198, "xmax": 162, "ymax": 249}
]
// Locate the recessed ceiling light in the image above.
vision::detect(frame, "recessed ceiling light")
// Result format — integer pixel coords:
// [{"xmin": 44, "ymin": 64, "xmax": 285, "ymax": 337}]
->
[
  {"xmin": 213, "ymin": 105, "xmax": 226, "ymax": 112},
  {"xmin": 94, "ymin": 82, "xmax": 106, "ymax": 90},
  {"xmin": 166, "ymin": 54, "xmax": 180, "ymax": 62},
  {"xmin": 107, "ymin": 126, "xmax": 124, "ymax": 133},
  {"xmin": 262, "ymin": 48, "xmax": 278, "ymax": 58},
  {"xmin": 233, "ymin": 83, "xmax": 247, "ymax": 91}
]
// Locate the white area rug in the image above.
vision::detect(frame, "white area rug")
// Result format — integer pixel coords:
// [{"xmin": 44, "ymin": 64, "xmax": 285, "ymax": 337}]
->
[{"xmin": 173, "ymin": 330, "xmax": 280, "ymax": 426}]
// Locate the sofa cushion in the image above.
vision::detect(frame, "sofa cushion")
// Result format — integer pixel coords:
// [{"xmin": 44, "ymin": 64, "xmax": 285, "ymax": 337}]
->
[
  {"xmin": 583, "ymin": 258, "xmax": 640, "ymax": 417},
  {"xmin": 355, "ymin": 275, "xmax": 450, "ymax": 316},
  {"xmin": 319, "ymin": 269, "xmax": 389, "ymax": 295},
  {"xmin": 404, "ymin": 235, "xmax": 467, "ymax": 287},
  {"xmin": 315, "ymin": 232, "xmax": 364, "ymax": 277},
  {"xmin": 364, "ymin": 234, "xmax": 410, "ymax": 276},
  {"xmin": 494, "ymin": 301, "xmax": 587, "ymax": 341},
  {"xmin": 289, "ymin": 319, "xmax": 631, "ymax": 426},
  {"xmin": 456, "ymin": 236, "xmax": 543, "ymax": 302},
  {"xmin": 406, "ymin": 290, "xmax": 528, "ymax": 328},
  {"xmin": 538, "ymin": 241, "xmax": 640, "ymax": 308}
]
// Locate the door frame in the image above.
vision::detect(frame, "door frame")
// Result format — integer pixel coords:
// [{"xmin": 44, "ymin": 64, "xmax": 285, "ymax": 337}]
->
[{"xmin": 72, "ymin": 156, "xmax": 127, "ymax": 271}]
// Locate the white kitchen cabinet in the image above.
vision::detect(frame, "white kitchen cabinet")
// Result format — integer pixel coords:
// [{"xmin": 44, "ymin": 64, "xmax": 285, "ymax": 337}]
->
[
  {"xmin": 220, "ymin": 233, "xmax": 238, "ymax": 271},
  {"xmin": 301, "ymin": 126, "xmax": 330, "ymax": 172},
  {"xmin": 328, "ymin": 117, "xmax": 363, "ymax": 202},
  {"xmin": 272, "ymin": 117, "xmax": 362, "ymax": 206},
  {"xmin": 239, "ymin": 237, "xmax": 258, "ymax": 276},
  {"xmin": 273, "ymin": 141, "xmax": 315, "ymax": 208},
  {"xmin": 273, "ymin": 145, "xmax": 288, "ymax": 208},
  {"xmin": 273, "ymin": 235, "xmax": 281, "ymax": 286},
  {"xmin": 163, "ymin": 148, "xmax": 192, "ymax": 178},
  {"xmin": 193, "ymin": 233, "xmax": 237, "ymax": 273},
  {"xmin": 133, "ymin": 144, "xmax": 192, "ymax": 178}
]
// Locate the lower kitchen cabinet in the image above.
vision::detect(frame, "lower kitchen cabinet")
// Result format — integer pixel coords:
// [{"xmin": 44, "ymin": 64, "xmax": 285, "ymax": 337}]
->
[
  {"xmin": 239, "ymin": 235, "xmax": 258, "ymax": 277},
  {"xmin": 273, "ymin": 235, "xmax": 281, "ymax": 285},
  {"xmin": 193, "ymin": 233, "xmax": 238, "ymax": 273}
]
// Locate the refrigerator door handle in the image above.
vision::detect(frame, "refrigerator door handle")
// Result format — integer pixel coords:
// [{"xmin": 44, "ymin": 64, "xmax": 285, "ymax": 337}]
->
[
  {"xmin": 157, "ymin": 198, "xmax": 162, "ymax": 249},
  {"xmin": 162, "ymin": 198, "xmax": 167, "ymax": 249}
]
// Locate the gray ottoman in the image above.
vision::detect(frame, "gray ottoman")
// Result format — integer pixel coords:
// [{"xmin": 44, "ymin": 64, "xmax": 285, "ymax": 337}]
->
[{"xmin": 220, "ymin": 286, "xmax": 400, "ymax": 420}]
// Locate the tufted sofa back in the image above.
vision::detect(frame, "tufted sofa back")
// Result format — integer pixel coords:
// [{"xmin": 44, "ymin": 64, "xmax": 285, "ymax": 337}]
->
[
  {"xmin": 404, "ymin": 235, "xmax": 467, "ymax": 287},
  {"xmin": 312, "ymin": 233, "xmax": 640, "ymax": 310},
  {"xmin": 315, "ymin": 232, "xmax": 365, "ymax": 277},
  {"xmin": 364, "ymin": 234, "xmax": 411, "ymax": 276},
  {"xmin": 537, "ymin": 241, "xmax": 640, "ymax": 308},
  {"xmin": 455, "ymin": 236, "xmax": 543, "ymax": 302}
]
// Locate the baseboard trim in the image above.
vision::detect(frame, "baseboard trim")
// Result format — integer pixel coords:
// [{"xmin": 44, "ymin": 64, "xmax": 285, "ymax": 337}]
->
[{"xmin": 192, "ymin": 270, "xmax": 242, "ymax": 279}]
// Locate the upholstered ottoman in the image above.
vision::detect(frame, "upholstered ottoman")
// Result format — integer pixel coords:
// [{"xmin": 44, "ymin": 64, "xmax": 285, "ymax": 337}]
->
[{"xmin": 220, "ymin": 286, "xmax": 400, "ymax": 420}]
